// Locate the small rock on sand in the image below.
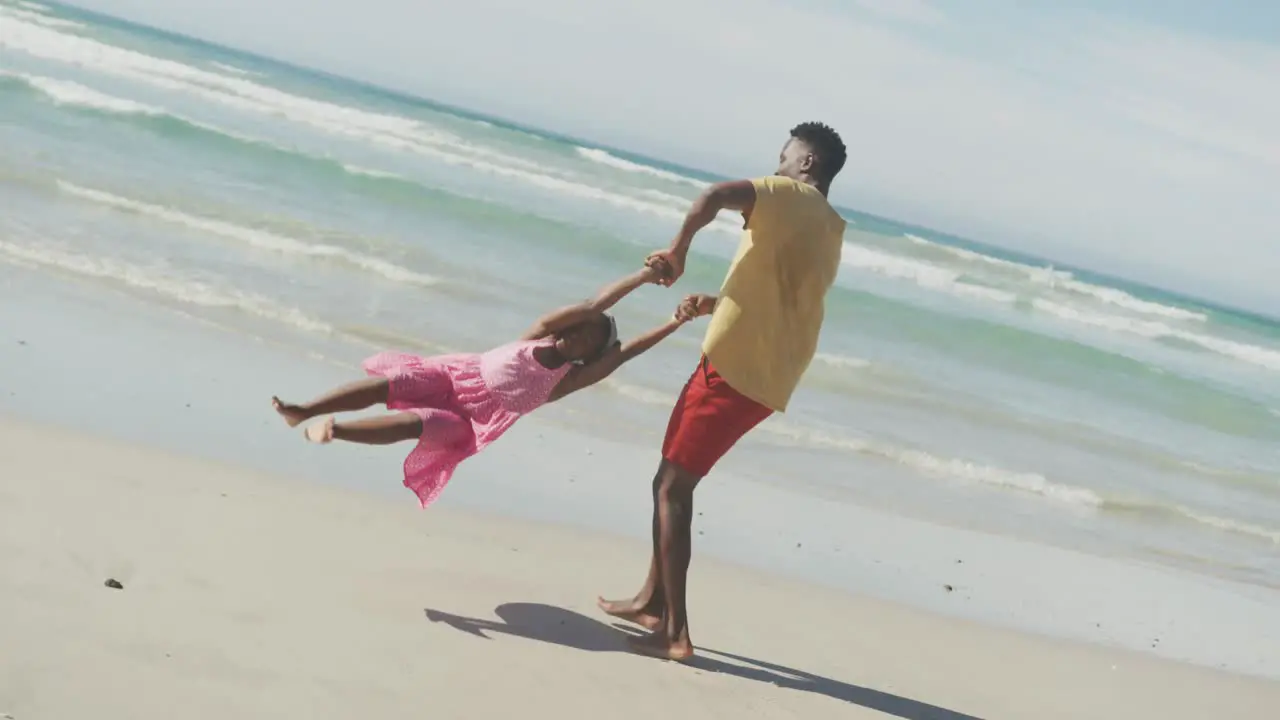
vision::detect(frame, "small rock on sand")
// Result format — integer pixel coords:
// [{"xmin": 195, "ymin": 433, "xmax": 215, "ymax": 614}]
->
[{"xmin": 104, "ymin": 578, "xmax": 124, "ymax": 590}]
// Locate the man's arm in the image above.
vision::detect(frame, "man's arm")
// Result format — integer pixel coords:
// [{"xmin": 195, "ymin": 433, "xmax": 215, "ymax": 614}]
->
[{"xmin": 651, "ymin": 179, "xmax": 757, "ymax": 285}]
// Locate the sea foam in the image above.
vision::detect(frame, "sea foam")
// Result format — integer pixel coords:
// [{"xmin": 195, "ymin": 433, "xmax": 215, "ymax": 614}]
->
[{"xmin": 56, "ymin": 181, "xmax": 439, "ymax": 287}]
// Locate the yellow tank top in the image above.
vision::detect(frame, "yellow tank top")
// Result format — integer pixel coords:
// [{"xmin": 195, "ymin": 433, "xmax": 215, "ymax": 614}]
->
[{"xmin": 701, "ymin": 176, "xmax": 846, "ymax": 412}]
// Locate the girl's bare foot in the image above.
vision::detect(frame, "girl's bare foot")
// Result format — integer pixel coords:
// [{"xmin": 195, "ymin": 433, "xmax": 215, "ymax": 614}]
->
[
  {"xmin": 596, "ymin": 596, "xmax": 662, "ymax": 631},
  {"xmin": 304, "ymin": 416, "xmax": 336, "ymax": 444},
  {"xmin": 626, "ymin": 630, "xmax": 694, "ymax": 662},
  {"xmin": 272, "ymin": 396, "xmax": 310, "ymax": 427}
]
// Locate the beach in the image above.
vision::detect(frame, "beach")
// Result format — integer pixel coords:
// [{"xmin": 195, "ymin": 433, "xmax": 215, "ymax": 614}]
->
[
  {"xmin": 5, "ymin": 273, "xmax": 1280, "ymax": 719},
  {"xmin": 4, "ymin": 1, "xmax": 1280, "ymax": 716},
  {"xmin": 3, "ymin": 1, "xmax": 1280, "ymax": 588},
  {"xmin": 4, "ymin": 420, "xmax": 1279, "ymax": 720}
]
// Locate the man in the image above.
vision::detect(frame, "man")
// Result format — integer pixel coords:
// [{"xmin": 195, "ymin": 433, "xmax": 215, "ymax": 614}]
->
[{"xmin": 597, "ymin": 122, "xmax": 849, "ymax": 660}]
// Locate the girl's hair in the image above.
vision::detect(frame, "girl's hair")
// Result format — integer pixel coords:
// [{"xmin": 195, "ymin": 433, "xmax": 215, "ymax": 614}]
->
[{"xmin": 574, "ymin": 314, "xmax": 618, "ymax": 366}]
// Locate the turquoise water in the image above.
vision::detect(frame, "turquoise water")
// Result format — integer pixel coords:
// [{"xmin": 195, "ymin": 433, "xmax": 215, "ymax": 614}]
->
[{"xmin": 2, "ymin": 1, "xmax": 1279, "ymax": 585}]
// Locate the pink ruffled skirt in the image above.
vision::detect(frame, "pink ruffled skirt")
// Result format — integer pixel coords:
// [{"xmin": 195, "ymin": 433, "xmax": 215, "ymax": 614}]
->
[{"xmin": 362, "ymin": 351, "xmax": 521, "ymax": 507}]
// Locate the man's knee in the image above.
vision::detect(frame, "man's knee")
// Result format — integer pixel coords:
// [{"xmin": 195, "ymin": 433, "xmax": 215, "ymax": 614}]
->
[{"xmin": 653, "ymin": 460, "xmax": 700, "ymax": 501}]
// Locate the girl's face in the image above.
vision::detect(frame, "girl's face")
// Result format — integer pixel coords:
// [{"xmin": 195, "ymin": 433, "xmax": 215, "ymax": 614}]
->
[{"xmin": 554, "ymin": 315, "xmax": 609, "ymax": 362}]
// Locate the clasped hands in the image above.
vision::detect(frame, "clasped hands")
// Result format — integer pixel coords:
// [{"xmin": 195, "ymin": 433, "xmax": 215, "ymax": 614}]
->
[{"xmin": 643, "ymin": 250, "xmax": 715, "ymax": 324}]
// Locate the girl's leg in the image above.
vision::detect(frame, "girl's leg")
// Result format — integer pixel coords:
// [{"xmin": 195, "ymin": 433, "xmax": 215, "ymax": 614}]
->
[
  {"xmin": 273, "ymin": 377, "xmax": 390, "ymax": 427},
  {"xmin": 305, "ymin": 412, "xmax": 422, "ymax": 445}
]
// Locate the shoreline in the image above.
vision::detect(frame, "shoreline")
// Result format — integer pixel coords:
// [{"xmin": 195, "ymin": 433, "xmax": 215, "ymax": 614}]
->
[
  {"xmin": 4, "ymin": 417, "xmax": 1279, "ymax": 719},
  {"xmin": 2, "ymin": 268, "xmax": 1279, "ymax": 682}
]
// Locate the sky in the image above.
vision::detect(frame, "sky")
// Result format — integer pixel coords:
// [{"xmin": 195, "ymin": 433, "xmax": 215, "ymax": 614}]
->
[{"xmin": 49, "ymin": 0, "xmax": 1280, "ymax": 311}]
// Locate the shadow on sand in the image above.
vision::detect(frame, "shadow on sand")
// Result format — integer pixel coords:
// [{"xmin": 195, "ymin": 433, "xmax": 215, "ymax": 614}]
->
[{"xmin": 425, "ymin": 602, "xmax": 984, "ymax": 720}]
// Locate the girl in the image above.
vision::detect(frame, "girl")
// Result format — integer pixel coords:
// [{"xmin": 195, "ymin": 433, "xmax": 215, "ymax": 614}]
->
[{"xmin": 271, "ymin": 263, "xmax": 683, "ymax": 507}]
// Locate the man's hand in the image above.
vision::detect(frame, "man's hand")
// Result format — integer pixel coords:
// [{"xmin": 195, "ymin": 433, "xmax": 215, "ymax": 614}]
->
[
  {"xmin": 674, "ymin": 294, "xmax": 717, "ymax": 323},
  {"xmin": 638, "ymin": 256, "xmax": 672, "ymax": 285},
  {"xmin": 645, "ymin": 249, "xmax": 685, "ymax": 287}
]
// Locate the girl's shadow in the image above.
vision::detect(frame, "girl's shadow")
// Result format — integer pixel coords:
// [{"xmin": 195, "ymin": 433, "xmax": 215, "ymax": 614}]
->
[{"xmin": 425, "ymin": 602, "xmax": 984, "ymax": 720}]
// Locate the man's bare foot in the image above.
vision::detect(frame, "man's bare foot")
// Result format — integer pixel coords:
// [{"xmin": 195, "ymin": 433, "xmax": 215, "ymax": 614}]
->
[
  {"xmin": 272, "ymin": 396, "xmax": 310, "ymax": 427},
  {"xmin": 596, "ymin": 597, "xmax": 662, "ymax": 631},
  {"xmin": 304, "ymin": 416, "xmax": 335, "ymax": 444},
  {"xmin": 626, "ymin": 631, "xmax": 694, "ymax": 662}
]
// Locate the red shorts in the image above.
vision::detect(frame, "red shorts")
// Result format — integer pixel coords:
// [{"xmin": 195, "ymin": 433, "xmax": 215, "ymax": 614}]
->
[{"xmin": 661, "ymin": 356, "xmax": 774, "ymax": 477}]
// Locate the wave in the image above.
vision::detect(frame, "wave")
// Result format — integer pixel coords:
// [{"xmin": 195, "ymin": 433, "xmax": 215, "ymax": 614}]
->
[
  {"xmin": 760, "ymin": 417, "xmax": 1280, "ymax": 545},
  {"xmin": 0, "ymin": 240, "xmax": 332, "ymax": 334},
  {"xmin": 813, "ymin": 352, "xmax": 873, "ymax": 371},
  {"xmin": 208, "ymin": 61, "xmax": 258, "ymax": 77},
  {"xmin": 902, "ymin": 233, "xmax": 1208, "ymax": 323},
  {"xmin": 1, "ymin": 3, "xmax": 83, "ymax": 30},
  {"xmin": 0, "ymin": 69, "xmax": 160, "ymax": 115},
  {"xmin": 575, "ymin": 147, "xmax": 708, "ymax": 188},
  {"xmin": 1105, "ymin": 500, "xmax": 1280, "ymax": 546},
  {"xmin": 593, "ymin": 373, "xmax": 1280, "ymax": 544},
  {"xmin": 0, "ymin": 14, "xmax": 720, "ymax": 229},
  {"xmin": 842, "ymin": 243, "xmax": 1018, "ymax": 304},
  {"xmin": 1057, "ymin": 278, "xmax": 1207, "ymax": 323},
  {"xmin": 755, "ymin": 420, "xmax": 1103, "ymax": 507},
  {"xmin": 55, "ymin": 181, "xmax": 440, "ymax": 287},
  {"xmin": 340, "ymin": 164, "xmax": 404, "ymax": 180},
  {"xmin": 1033, "ymin": 299, "xmax": 1280, "ymax": 372},
  {"xmin": 840, "ymin": 234, "xmax": 1277, "ymax": 374},
  {"xmin": 0, "ymin": 70, "xmax": 625, "ymax": 253}
]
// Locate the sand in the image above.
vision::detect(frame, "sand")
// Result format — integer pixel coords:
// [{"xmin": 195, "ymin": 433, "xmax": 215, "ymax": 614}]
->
[{"xmin": 2, "ymin": 418, "xmax": 1278, "ymax": 720}]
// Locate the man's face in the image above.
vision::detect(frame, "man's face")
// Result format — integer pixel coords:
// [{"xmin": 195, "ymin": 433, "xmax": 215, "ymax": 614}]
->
[{"xmin": 775, "ymin": 138, "xmax": 813, "ymax": 179}]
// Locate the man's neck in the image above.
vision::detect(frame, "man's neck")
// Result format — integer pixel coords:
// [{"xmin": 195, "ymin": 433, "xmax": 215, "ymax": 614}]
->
[{"xmin": 787, "ymin": 171, "xmax": 829, "ymax": 196}]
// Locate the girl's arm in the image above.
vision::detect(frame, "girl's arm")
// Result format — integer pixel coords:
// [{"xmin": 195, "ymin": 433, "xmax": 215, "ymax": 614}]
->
[
  {"xmin": 521, "ymin": 264, "xmax": 665, "ymax": 341},
  {"xmin": 547, "ymin": 317, "xmax": 685, "ymax": 402}
]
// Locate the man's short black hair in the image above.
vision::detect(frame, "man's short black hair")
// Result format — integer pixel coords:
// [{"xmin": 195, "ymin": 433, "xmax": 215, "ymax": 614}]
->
[{"xmin": 790, "ymin": 121, "xmax": 847, "ymax": 183}]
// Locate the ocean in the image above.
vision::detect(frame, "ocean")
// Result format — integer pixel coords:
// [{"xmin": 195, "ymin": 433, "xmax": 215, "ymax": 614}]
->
[{"xmin": 3, "ymin": 1, "xmax": 1279, "ymax": 591}]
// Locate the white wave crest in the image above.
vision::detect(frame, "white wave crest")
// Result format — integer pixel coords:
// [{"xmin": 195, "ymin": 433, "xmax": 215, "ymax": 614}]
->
[
  {"xmin": 1033, "ymin": 299, "xmax": 1280, "ymax": 371},
  {"xmin": 758, "ymin": 420, "xmax": 1102, "ymax": 507},
  {"xmin": 2, "ymin": 69, "xmax": 160, "ymax": 115},
  {"xmin": 902, "ymin": 233, "xmax": 1206, "ymax": 323},
  {"xmin": 208, "ymin": 61, "xmax": 258, "ymax": 77},
  {"xmin": 0, "ymin": 240, "xmax": 332, "ymax": 333},
  {"xmin": 1, "ymin": 4, "xmax": 83, "ymax": 29},
  {"xmin": 56, "ymin": 182, "xmax": 439, "ymax": 287},
  {"xmin": 1109, "ymin": 499, "xmax": 1280, "ymax": 545},
  {"xmin": 575, "ymin": 147, "xmax": 708, "ymax": 188},
  {"xmin": 904, "ymin": 232, "xmax": 1070, "ymax": 281},
  {"xmin": 1174, "ymin": 508, "xmax": 1280, "ymax": 544},
  {"xmin": 814, "ymin": 352, "xmax": 872, "ymax": 370},
  {"xmin": 1058, "ymin": 279, "xmax": 1207, "ymax": 322},
  {"xmin": 842, "ymin": 244, "xmax": 1018, "ymax": 304},
  {"xmin": 0, "ymin": 14, "xmax": 708, "ymax": 227},
  {"xmin": 341, "ymin": 164, "xmax": 404, "ymax": 180}
]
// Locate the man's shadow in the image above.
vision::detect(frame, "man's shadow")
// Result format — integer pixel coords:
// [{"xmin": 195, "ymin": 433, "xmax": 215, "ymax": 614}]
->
[{"xmin": 425, "ymin": 602, "xmax": 984, "ymax": 720}]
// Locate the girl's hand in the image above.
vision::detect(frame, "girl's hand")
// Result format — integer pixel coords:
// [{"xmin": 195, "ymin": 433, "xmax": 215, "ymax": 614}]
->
[
  {"xmin": 641, "ymin": 256, "xmax": 673, "ymax": 284},
  {"xmin": 674, "ymin": 294, "xmax": 717, "ymax": 322},
  {"xmin": 645, "ymin": 249, "xmax": 684, "ymax": 287}
]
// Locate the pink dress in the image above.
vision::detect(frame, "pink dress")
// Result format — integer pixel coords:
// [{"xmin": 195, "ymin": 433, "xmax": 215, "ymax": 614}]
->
[{"xmin": 361, "ymin": 337, "xmax": 572, "ymax": 507}]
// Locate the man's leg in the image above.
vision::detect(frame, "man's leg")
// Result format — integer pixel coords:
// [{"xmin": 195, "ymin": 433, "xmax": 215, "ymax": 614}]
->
[
  {"xmin": 626, "ymin": 459, "xmax": 701, "ymax": 660},
  {"xmin": 597, "ymin": 361, "xmax": 701, "ymax": 631},
  {"xmin": 596, "ymin": 470, "xmax": 666, "ymax": 630},
  {"xmin": 599, "ymin": 356, "xmax": 770, "ymax": 660}
]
